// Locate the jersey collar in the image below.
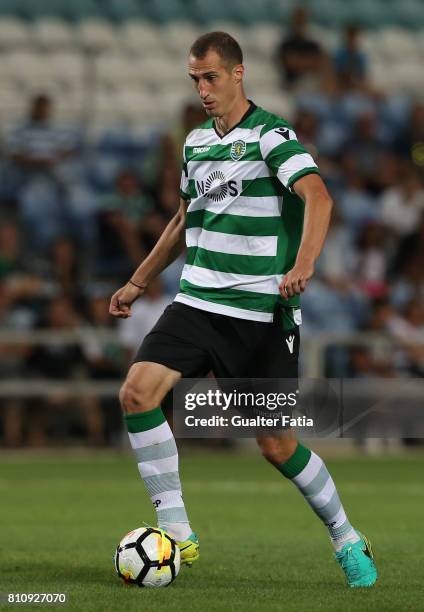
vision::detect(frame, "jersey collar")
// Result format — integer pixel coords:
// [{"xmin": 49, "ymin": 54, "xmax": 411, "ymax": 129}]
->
[{"xmin": 213, "ymin": 100, "xmax": 257, "ymax": 140}]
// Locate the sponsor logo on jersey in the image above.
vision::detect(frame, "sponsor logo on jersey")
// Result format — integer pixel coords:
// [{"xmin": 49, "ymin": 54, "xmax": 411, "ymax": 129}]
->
[
  {"xmin": 196, "ymin": 170, "xmax": 239, "ymax": 202},
  {"xmin": 193, "ymin": 146, "xmax": 210, "ymax": 154},
  {"xmin": 153, "ymin": 499, "xmax": 162, "ymax": 508},
  {"xmin": 230, "ymin": 139, "xmax": 246, "ymax": 161}
]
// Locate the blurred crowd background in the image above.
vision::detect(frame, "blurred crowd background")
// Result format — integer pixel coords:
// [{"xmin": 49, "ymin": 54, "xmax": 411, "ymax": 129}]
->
[{"xmin": 0, "ymin": 0, "xmax": 423, "ymax": 447}]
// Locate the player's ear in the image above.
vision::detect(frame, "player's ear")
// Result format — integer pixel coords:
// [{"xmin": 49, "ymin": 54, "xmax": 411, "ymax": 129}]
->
[{"xmin": 232, "ymin": 63, "xmax": 244, "ymax": 84}]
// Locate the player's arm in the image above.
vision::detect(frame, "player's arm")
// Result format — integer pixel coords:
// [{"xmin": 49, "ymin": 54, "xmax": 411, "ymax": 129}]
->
[
  {"xmin": 280, "ymin": 174, "xmax": 333, "ymax": 299},
  {"xmin": 109, "ymin": 198, "xmax": 188, "ymax": 318}
]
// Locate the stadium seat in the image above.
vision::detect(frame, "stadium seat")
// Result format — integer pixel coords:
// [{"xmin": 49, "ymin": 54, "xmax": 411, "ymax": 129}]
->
[
  {"xmin": 0, "ymin": 18, "xmax": 31, "ymax": 49},
  {"xmin": 102, "ymin": 0, "xmax": 147, "ymax": 23},
  {"xmin": 139, "ymin": 56, "xmax": 185, "ymax": 90},
  {"xmin": 119, "ymin": 21, "xmax": 165, "ymax": 57},
  {"xmin": 243, "ymin": 23, "xmax": 282, "ymax": 59},
  {"xmin": 376, "ymin": 28, "xmax": 418, "ymax": 61},
  {"xmin": 94, "ymin": 54, "xmax": 143, "ymax": 90},
  {"xmin": 48, "ymin": 52, "xmax": 85, "ymax": 89},
  {"xmin": 76, "ymin": 19, "xmax": 120, "ymax": 52},
  {"xmin": 32, "ymin": 19, "xmax": 76, "ymax": 50},
  {"xmin": 161, "ymin": 21, "xmax": 202, "ymax": 57},
  {"xmin": 4, "ymin": 51, "xmax": 53, "ymax": 90},
  {"xmin": 190, "ymin": 0, "xmax": 241, "ymax": 24},
  {"xmin": 147, "ymin": 0, "xmax": 189, "ymax": 23}
]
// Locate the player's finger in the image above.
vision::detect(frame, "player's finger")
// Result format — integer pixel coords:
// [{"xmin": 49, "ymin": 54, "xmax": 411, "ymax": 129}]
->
[
  {"xmin": 279, "ymin": 277, "xmax": 289, "ymax": 300},
  {"xmin": 299, "ymin": 278, "xmax": 307, "ymax": 292}
]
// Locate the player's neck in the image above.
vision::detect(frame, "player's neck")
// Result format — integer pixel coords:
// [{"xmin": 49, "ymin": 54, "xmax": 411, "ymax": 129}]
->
[{"xmin": 214, "ymin": 97, "xmax": 251, "ymax": 137}]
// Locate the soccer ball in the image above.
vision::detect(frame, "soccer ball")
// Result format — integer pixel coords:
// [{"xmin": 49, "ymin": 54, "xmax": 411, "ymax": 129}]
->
[{"xmin": 114, "ymin": 527, "xmax": 180, "ymax": 587}]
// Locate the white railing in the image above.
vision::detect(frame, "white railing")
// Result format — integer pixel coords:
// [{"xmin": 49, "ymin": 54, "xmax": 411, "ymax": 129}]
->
[{"xmin": 0, "ymin": 329, "xmax": 423, "ymax": 398}]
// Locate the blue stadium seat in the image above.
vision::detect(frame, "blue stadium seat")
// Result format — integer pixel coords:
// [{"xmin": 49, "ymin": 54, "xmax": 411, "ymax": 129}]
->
[
  {"xmin": 147, "ymin": 0, "xmax": 189, "ymax": 23},
  {"xmin": 102, "ymin": 0, "xmax": 147, "ymax": 23}
]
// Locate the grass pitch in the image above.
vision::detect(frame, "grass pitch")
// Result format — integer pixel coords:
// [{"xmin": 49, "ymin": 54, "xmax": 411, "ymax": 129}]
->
[{"xmin": 0, "ymin": 449, "xmax": 423, "ymax": 611}]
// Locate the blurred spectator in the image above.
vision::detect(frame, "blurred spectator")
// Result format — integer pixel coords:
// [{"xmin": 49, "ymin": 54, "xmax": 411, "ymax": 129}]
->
[
  {"xmin": 337, "ymin": 156, "xmax": 379, "ymax": 233},
  {"xmin": 82, "ymin": 293, "xmax": 124, "ymax": 380},
  {"xmin": 24, "ymin": 296, "xmax": 105, "ymax": 446},
  {"xmin": 380, "ymin": 164, "xmax": 424, "ymax": 237},
  {"xmin": 392, "ymin": 102, "xmax": 424, "ymax": 169},
  {"xmin": 154, "ymin": 166, "xmax": 180, "ymax": 219},
  {"xmin": 95, "ymin": 169, "xmax": 148, "ymax": 278},
  {"xmin": 386, "ymin": 299, "xmax": 424, "ymax": 375},
  {"xmin": 172, "ymin": 102, "xmax": 207, "ymax": 156},
  {"xmin": 5, "ymin": 94, "xmax": 80, "ymax": 253},
  {"xmin": 344, "ymin": 112, "xmax": 389, "ymax": 193},
  {"xmin": 353, "ymin": 221, "xmax": 388, "ymax": 299},
  {"xmin": 334, "ymin": 24, "xmax": 368, "ymax": 89},
  {"xmin": 275, "ymin": 7, "xmax": 324, "ymax": 87}
]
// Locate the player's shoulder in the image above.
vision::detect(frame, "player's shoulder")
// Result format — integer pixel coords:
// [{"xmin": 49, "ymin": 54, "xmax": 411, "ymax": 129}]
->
[
  {"xmin": 184, "ymin": 118, "xmax": 214, "ymax": 146},
  {"xmin": 256, "ymin": 107, "xmax": 294, "ymax": 139}
]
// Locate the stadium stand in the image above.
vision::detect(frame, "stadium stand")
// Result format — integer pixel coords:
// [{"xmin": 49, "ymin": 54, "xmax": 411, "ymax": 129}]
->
[{"xmin": 0, "ymin": 1, "xmax": 423, "ymax": 445}]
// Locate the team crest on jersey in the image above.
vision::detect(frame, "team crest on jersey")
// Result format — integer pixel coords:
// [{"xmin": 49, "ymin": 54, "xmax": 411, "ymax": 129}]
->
[{"xmin": 230, "ymin": 140, "xmax": 246, "ymax": 161}]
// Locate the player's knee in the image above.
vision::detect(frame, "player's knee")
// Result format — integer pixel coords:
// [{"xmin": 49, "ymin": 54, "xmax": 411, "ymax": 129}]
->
[
  {"xmin": 257, "ymin": 436, "xmax": 298, "ymax": 465},
  {"xmin": 119, "ymin": 380, "xmax": 157, "ymax": 414}
]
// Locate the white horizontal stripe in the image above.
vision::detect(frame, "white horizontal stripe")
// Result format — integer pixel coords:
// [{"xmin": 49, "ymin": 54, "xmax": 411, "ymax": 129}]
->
[
  {"xmin": 277, "ymin": 153, "xmax": 317, "ymax": 188},
  {"xmin": 259, "ymin": 126, "xmax": 297, "ymax": 159},
  {"xmin": 188, "ymin": 195, "xmax": 283, "ymax": 217},
  {"xmin": 186, "ymin": 128, "xmax": 219, "ymax": 146},
  {"xmin": 186, "ymin": 227, "xmax": 277, "ymax": 257},
  {"xmin": 174, "ymin": 293, "xmax": 274, "ymax": 322},
  {"xmin": 220, "ymin": 124, "xmax": 264, "ymax": 143},
  {"xmin": 128, "ymin": 421, "xmax": 172, "ymax": 448},
  {"xmin": 151, "ymin": 490, "xmax": 185, "ymax": 508},
  {"xmin": 309, "ymin": 476, "xmax": 335, "ymax": 509},
  {"xmin": 188, "ymin": 160, "xmax": 272, "ymax": 180},
  {"xmin": 182, "ymin": 265, "xmax": 281, "ymax": 295},
  {"xmin": 186, "ymin": 124, "xmax": 264, "ymax": 147},
  {"xmin": 292, "ymin": 451, "xmax": 322, "ymax": 488},
  {"xmin": 138, "ymin": 455, "xmax": 178, "ymax": 478}
]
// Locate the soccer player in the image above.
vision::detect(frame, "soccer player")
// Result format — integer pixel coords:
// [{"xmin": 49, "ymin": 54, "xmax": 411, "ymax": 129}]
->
[{"xmin": 110, "ymin": 32, "xmax": 377, "ymax": 588}]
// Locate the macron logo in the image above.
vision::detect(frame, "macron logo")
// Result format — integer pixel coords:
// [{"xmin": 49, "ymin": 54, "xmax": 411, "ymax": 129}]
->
[{"xmin": 285, "ymin": 335, "xmax": 295, "ymax": 354}]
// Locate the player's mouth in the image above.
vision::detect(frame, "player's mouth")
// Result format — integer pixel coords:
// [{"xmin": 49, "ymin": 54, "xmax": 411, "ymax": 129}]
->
[{"xmin": 203, "ymin": 100, "xmax": 216, "ymax": 110}]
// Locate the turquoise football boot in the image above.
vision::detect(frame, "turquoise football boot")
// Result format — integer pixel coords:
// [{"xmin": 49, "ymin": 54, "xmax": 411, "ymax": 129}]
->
[{"xmin": 335, "ymin": 532, "xmax": 378, "ymax": 588}]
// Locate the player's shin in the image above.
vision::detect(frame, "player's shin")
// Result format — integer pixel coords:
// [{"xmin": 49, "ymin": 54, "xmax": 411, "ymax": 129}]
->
[
  {"xmin": 276, "ymin": 443, "xmax": 360, "ymax": 551},
  {"xmin": 124, "ymin": 407, "xmax": 192, "ymax": 541}
]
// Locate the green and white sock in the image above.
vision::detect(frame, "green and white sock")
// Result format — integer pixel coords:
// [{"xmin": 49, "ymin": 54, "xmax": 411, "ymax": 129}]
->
[
  {"xmin": 125, "ymin": 407, "xmax": 192, "ymax": 541},
  {"xmin": 278, "ymin": 443, "xmax": 360, "ymax": 552}
]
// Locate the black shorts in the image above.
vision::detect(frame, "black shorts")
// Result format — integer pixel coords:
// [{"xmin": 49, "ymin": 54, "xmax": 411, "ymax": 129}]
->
[{"xmin": 133, "ymin": 302, "xmax": 299, "ymax": 379}]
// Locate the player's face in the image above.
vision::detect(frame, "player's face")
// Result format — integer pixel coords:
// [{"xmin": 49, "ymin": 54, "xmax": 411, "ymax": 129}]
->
[{"xmin": 188, "ymin": 50, "xmax": 241, "ymax": 117}]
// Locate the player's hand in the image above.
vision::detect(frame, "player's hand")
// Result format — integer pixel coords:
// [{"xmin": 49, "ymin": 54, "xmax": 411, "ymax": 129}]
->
[
  {"xmin": 109, "ymin": 283, "xmax": 144, "ymax": 318},
  {"xmin": 279, "ymin": 260, "xmax": 314, "ymax": 300}
]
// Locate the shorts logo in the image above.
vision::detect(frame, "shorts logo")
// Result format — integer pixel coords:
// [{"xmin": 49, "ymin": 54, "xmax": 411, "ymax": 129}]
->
[
  {"xmin": 230, "ymin": 140, "xmax": 246, "ymax": 161},
  {"xmin": 285, "ymin": 334, "xmax": 295, "ymax": 354}
]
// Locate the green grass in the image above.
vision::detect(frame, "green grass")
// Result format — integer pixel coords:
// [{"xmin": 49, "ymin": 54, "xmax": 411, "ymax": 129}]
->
[{"xmin": 0, "ymin": 450, "xmax": 423, "ymax": 611}]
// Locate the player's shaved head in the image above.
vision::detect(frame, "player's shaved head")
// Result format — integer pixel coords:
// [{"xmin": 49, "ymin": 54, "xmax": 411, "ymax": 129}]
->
[{"xmin": 189, "ymin": 31, "xmax": 243, "ymax": 71}]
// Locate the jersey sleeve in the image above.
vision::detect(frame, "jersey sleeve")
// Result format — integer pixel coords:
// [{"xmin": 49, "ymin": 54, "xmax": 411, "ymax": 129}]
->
[
  {"xmin": 180, "ymin": 145, "xmax": 191, "ymax": 201},
  {"xmin": 259, "ymin": 124, "xmax": 320, "ymax": 192}
]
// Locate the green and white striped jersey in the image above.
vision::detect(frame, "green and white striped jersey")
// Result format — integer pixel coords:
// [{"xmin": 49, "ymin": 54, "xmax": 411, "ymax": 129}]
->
[{"xmin": 176, "ymin": 102, "xmax": 319, "ymax": 323}]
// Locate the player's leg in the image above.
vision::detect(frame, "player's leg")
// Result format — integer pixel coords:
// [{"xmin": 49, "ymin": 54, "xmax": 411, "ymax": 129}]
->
[
  {"xmin": 256, "ymin": 431, "xmax": 377, "ymax": 587},
  {"xmin": 119, "ymin": 303, "xmax": 212, "ymax": 565},
  {"xmin": 119, "ymin": 360, "xmax": 194, "ymax": 542},
  {"xmin": 252, "ymin": 306, "xmax": 377, "ymax": 587}
]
